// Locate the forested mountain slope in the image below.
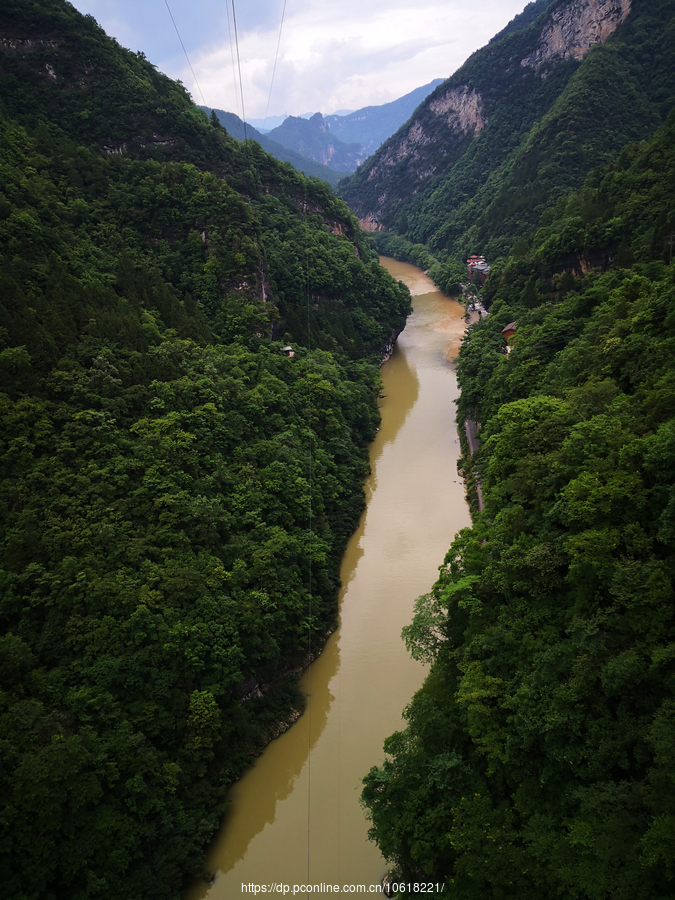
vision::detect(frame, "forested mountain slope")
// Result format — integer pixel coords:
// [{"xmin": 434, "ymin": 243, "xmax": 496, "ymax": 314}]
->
[
  {"xmin": 0, "ymin": 2, "xmax": 411, "ymax": 898},
  {"xmin": 340, "ymin": 0, "xmax": 675, "ymax": 261},
  {"xmin": 362, "ymin": 112, "xmax": 675, "ymax": 898}
]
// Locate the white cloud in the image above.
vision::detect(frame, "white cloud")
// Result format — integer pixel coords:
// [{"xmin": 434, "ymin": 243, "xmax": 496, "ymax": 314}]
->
[{"xmin": 70, "ymin": 0, "xmax": 533, "ymax": 118}]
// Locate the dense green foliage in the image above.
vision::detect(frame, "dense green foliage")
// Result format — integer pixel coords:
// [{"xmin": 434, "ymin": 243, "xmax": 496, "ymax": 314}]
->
[
  {"xmin": 341, "ymin": 0, "xmax": 675, "ymax": 262},
  {"xmin": 361, "ymin": 114, "xmax": 675, "ymax": 897},
  {"xmin": 0, "ymin": 2, "xmax": 411, "ymax": 898}
]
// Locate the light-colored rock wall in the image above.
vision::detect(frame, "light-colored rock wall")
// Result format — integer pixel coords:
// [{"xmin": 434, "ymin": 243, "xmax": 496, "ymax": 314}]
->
[
  {"xmin": 521, "ymin": 0, "xmax": 631, "ymax": 72},
  {"xmin": 366, "ymin": 85, "xmax": 485, "ymax": 184},
  {"xmin": 428, "ymin": 86, "xmax": 487, "ymax": 135}
]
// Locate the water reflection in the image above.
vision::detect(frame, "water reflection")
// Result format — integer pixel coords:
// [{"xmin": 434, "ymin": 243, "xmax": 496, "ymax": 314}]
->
[
  {"xmin": 368, "ymin": 342, "xmax": 419, "ymax": 499},
  {"xmin": 190, "ymin": 639, "xmax": 341, "ymax": 894}
]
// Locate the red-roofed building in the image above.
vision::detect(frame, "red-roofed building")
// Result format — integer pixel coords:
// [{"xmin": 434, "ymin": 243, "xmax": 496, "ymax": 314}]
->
[{"xmin": 467, "ymin": 255, "xmax": 490, "ymax": 284}]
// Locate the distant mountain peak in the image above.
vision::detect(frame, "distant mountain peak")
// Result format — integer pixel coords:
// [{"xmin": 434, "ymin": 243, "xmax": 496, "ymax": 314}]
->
[{"xmin": 265, "ymin": 79, "xmax": 446, "ymax": 174}]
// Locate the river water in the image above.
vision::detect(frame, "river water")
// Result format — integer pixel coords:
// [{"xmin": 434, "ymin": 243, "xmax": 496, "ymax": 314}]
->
[{"xmin": 187, "ymin": 257, "xmax": 471, "ymax": 898}]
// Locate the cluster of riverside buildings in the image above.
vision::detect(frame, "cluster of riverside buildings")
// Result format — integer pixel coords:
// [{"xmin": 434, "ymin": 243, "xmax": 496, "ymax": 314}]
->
[
  {"xmin": 465, "ymin": 255, "xmax": 517, "ymax": 348},
  {"xmin": 466, "ymin": 255, "xmax": 490, "ymax": 282}
]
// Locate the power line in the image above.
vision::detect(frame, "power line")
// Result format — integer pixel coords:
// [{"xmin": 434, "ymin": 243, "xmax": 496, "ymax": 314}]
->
[
  {"xmin": 162, "ymin": 0, "xmax": 207, "ymax": 107},
  {"xmin": 230, "ymin": 0, "xmax": 248, "ymax": 142},
  {"xmin": 224, "ymin": 0, "xmax": 241, "ymax": 120},
  {"xmin": 263, "ymin": 0, "xmax": 288, "ymax": 131}
]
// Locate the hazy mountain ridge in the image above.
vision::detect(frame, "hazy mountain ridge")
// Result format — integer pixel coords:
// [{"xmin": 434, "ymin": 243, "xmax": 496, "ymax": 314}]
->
[
  {"xmin": 267, "ymin": 111, "xmax": 364, "ymax": 172},
  {"xmin": 321, "ymin": 80, "xmax": 445, "ymax": 154},
  {"xmin": 201, "ymin": 80, "xmax": 445, "ymax": 183},
  {"xmin": 199, "ymin": 107, "xmax": 345, "ymax": 186},
  {"xmin": 340, "ymin": 0, "xmax": 674, "ymax": 260},
  {"xmin": 262, "ymin": 79, "xmax": 445, "ymax": 174}
]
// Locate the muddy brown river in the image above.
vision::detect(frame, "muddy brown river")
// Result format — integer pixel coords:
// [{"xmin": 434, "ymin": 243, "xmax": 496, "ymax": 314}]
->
[{"xmin": 187, "ymin": 258, "xmax": 471, "ymax": 897}]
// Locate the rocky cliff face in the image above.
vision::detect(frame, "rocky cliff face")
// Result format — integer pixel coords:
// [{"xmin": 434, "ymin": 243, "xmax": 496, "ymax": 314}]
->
[
  {"xmin": 521, "ymin": 0, "xmax": 631, "ymax": 71},
  {"xmin": 366, "ymin": 86, "xmax": 486, "ymax": 181},
  {"xmin": 339, "ymin": 0, "xmax": 666, "ymax": 258},
  {"xmin": 427, "ymin": 86, "xmax": 487, "ymax": 134},
  {"xmin": 353, "ymin": 86, "xmax": 487, "ymax": 229}
]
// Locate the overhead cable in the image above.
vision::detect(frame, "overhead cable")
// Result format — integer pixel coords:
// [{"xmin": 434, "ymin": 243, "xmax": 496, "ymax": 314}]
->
[
  {"xmin": 163, "ymin": 0, "xmax": 207, "ymax": 107},
  {"xmin": 230, "ymin": 0, "xmax": 248, "ymax": 141},
  {"xmin": 263, "ymin": 0, "xmax": 288, "ymax": 131},
  {"xmin": 224, "ymin": 0, "xmax": 242, "ymax": 119}
]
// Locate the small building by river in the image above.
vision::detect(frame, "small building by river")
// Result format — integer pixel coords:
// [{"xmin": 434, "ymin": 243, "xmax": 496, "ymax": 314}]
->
[
  {"xmin": 467, "ymin": 255, "xmax": 491, "ymax": 284},
  {"xmin": 501, "ymin": 321, "xmax": 517, "ymax": 353}
]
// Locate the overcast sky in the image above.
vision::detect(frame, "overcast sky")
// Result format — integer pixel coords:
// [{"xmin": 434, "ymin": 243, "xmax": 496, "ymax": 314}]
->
[{"xmin": 69, "ymin": 0, "xmax": 532, "ymax": 121}]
